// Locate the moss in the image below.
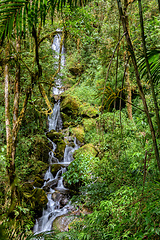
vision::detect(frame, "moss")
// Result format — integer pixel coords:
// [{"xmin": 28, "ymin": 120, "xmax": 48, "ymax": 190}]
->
[
  {"xmin": 33, "ymin": 176, "xmax": 44, "ymax": 188},
  {"xmin": 61, "ymin": 94, "xmax": 81, "ymax": 117},
  {"xmin": 32, "ymin": 134, "xmax": 50, "ymax": 163},
  {"xmin": 55, "ymin": 139, "xmax": 66, "ymax": 161},
  {"xmin": 30, "ymin": 188, "xmax": 48, "ymax": 216},
  {"xmin": 79, "ymin": 103, "xmax": 99, "ymax": 118},
  {"xmin": 71, "ymin": 125, "xmax": 85, "ymax": 143},
  {"xmin": 83, "ymin": 118, "xmax": 97, "ymax": 132},
  {"xmin": 31, "ymin": 160, "xmax": 48, "ymax": 177},
  {"xmin": 46, "ymin": 130, "xmax": 63, "ymax": 143},
  {"xmin": 74, "ymin": 143, "xmax": 98, "ymax": 158}
]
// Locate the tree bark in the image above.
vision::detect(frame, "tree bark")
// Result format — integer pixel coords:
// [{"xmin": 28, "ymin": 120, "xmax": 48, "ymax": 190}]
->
[
  {"xmin": 12, "ymin": 36, "xmax": 21, "ymax": 161},
  {"xmin": 116, "ymin": 0, "xmax": 160, "ymax": 172},
  {"xmin": 138, "ymin": 0, "xmax": 160, "ymax": 137},
  {"xmin": 158, "ymin": 0, "xmax": 160, "ymax": 12},
  {"xmin": 4, "ymin": 42, "xmax": 16, "ymax": 207},
  {"xmin": 124, "ymin": 0, "xmax": 133, "ymax": 120}
]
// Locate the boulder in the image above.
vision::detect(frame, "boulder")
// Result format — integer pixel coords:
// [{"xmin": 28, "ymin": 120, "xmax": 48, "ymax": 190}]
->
[
  {"xmin": 52, "ymin": 191, "xmax": 69, "ymax": 208},
  {"xmin": 46, "ymin": 130, "xmax": 66, "ymax": 161},
  {"xmin": 46, "ymin": 130, "xmax": 63, "ymax": 143},
  {"xmin": 33, "ymin": 176, "xmax": 44, "ymax": 188},
  {"xmin": 52, "ymin": 215, "xmax": 75, "ymax": 232},
  {"xmin": 43, "ymin": 179, "xmax": 58, "ymax": 191},
  {"xmin": 61, "ymin": 94, "xmax": 80, "ymax": 118},
  {"xmin": 79, "ymin": 103, "xmax": 99, "ymax": 118},
  {"xmin": 29, "ymin": 161, "xmax": 49, "ymax": 179},
  {"xmin": 71, "ymin": 125, "xmax": 85, "ymax": 143},
  {"xmin": 32, "ymin": 135, "xmax": 50, "ymax": 163},
  {"xmin": 73, "ymin": 143, "xmax": 98, "ymax": 158},
  {"xmin": 51, "ymin": 163, "xmax": 70, "ymax": 176},
  {"xmin": 22, "ymin": 188, "xmax": 48, "ymax": 218}
]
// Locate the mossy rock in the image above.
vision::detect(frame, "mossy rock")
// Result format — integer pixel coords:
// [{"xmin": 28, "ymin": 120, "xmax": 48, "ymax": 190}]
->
[
  {"xmin": 46, "ymin": 130, "xmax": 66, "ymax": 161},
  {"xmin": 51, "ymin": 163, "xmax": 70, "ymax": 176},
  {"xmin": 46, "ymin": 130, "xmax": 63, "ymax": 143},
  {"xmin": 31, "ymin": 160, "xmax": 49, "ymax": 178},
  {"xmin": 30, "ymin": 188, "xmax": 48, "ymax": 217},
  {"xmin": 51, "ymin": 163, "xmax": 62, "ymax": 176},
  {"xmin": 32, "ymin": 135, "xmax": 50, "ymax": 163},
  {"xmin": 71, "ymin": 125, "xmax": 85, "ymax": 143},
  {"xmin": 33, "ymin": 176, "xmax": 44, "ymax": 188},
  {"xmin": 61, "ymin": 94, "xmax": 81, "ymax": 117},
  {"xmin": 73, "ymin": 143, "xmax": 98, "ymax": 158},
  {"xmin": 54, "ymin": 139, "xmax": 66, "ymax": 161},
  {"xmin": 79, "ymin": 103, "xmax": 99, "ymax": 118},
  {"xmin": 69, "ymin": 65, "xmax": 83, "ymax": 76},
  {"xmin": 83, "ymin": 118, "xmax": 97, "ymax": 132},
  {"xmin": 61, "ymin": 112, "xmax": 70, "ymax": 123},
  {"xmin": 53, "ymin": 215, "xmax": 75, "ymax": 232}
]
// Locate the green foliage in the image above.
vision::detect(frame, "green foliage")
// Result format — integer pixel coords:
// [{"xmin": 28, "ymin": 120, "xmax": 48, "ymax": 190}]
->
[
  {"xmin": 64, "ymin": 153, "xmax": 96, "ymax": 186},
  {"xmin": 138, "ymin": 49, "xmax": 160, "ymax": 84}
]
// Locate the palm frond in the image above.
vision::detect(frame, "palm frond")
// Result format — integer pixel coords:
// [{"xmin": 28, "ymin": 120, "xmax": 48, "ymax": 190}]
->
[
  {"xmin": 0, "ymin": 0, "xmax": 90, "ymax": 43},
  {"xmin": 138, "ymin": 49, "xmax": 160, "ymax": 84}
]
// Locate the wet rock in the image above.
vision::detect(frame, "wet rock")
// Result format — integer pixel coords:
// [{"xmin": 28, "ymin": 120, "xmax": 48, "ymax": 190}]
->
[
  {"xmin": 53, "ymin": 215, "xmax": 75, "ymax": 232},
  {"xmin": 22, "ymin": 188, "xmax": 48, "ymax": 218},
  {"xmin": 55, "ymin": 139, "xmax": 66, "ymax": 161},
  {"xmin": 46, "ymin": 130, "xmax": 66, "ymax": 161},
  {"xmin": 52, "ymin": 191, "xmax": 69, "ymax": 208},
  {"xmin": 29, "ymin": 161, "xmax": 49, "ymax": 179},
  {"xmin": 69, "ymin": 65, "xmax": 83, "ymax": 76},
  {"xmin": 46, "ymin": 130, "xmax": 63, "ymax": 142},
  {"xmin": 51, "ymin": 163, "xmax": 70, "ymax": 176},
  {"xmin": 60, "ymin": 197, "xmax": 69, "ymax": 207},
  {"xmin": 43, "ymin": 179, "xmax": 58, "ymax": 191}
]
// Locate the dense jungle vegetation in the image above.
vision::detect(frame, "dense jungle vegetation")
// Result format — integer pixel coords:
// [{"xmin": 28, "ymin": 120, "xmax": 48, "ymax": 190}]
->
[{"xmin": 0, "ymin": 0, "xmax": 160, "ymax": 239}]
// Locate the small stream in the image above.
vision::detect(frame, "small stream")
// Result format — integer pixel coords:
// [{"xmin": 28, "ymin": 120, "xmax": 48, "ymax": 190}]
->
[{"xmin": 33, "ymin": 30, "xmax": 79, "ymax": 236}]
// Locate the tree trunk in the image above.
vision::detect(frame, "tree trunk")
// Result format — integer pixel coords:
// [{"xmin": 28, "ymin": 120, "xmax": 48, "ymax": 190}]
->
[
  {"xmin": 4, "ymin": 42, "xmax": 16, "ymax": 208},
  {"xmin": 138, "ymin": 0, "xmax": 160, "ymax": 137},
  {"xmin": 124, "ymin": 0, "xmax": 132, "ymax": 120},
  {"xmin": 116, "ymin": 0, "xmax": 160, "ymax": 172},
  {"xmin": 12, "ymin": 36, "xmax": 21, "ymax": 161},
  {"xmin": 158, "ymin": 0, "xmax": 160, "ymax": 12}
]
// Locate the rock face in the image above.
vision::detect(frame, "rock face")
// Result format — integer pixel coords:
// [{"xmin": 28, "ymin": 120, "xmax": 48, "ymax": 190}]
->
[{"xmin": 51, "ymin": 163, "xmax": 70, "ymax": 176}]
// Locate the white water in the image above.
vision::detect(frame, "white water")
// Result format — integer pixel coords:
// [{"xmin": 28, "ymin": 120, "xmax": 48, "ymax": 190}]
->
[{"xmin": 33, "ymin": 30, "xmax": 79, "ymax": 237}]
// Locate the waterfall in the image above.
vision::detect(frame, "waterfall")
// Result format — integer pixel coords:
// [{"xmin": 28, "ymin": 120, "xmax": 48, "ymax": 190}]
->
[{"xmin": 33, "ymin": 30, "xmax": 79, "ymax": 237}]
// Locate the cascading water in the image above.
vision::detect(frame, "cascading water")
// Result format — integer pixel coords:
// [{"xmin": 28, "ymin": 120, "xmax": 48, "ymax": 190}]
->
[{"xmin": 33, "ymin": 30, "xmax": 79, "ymax": 236}]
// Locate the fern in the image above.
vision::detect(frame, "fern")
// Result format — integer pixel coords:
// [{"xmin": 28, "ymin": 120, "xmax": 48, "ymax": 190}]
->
[{"xmin": 138, "ymin": 49, "xmax": 160, "ymax": 84}]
